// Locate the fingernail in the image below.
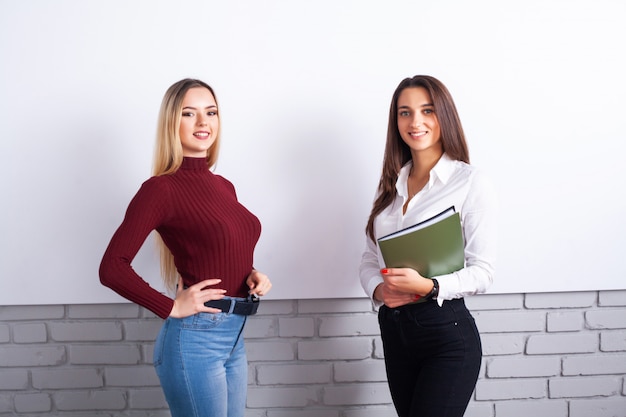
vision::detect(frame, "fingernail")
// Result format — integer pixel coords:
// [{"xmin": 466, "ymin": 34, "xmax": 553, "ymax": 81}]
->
[{"xmin": 381, "ymin": 268, "xmax": 389, "ymax": 274}]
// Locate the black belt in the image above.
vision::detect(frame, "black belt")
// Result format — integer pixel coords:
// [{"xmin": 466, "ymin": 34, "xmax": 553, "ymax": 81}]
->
[{"xmin": 205, "ymin": 295, "xmax": 260, "ymax": 316}]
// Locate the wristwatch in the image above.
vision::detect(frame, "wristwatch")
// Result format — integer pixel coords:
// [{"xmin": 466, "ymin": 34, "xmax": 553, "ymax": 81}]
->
[{"xmin": 425, "ymin": 279, "xmax": 439, "ymax": 300}]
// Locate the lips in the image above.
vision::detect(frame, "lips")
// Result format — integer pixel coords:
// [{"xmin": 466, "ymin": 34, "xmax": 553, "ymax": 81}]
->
[
  {"xmin": 409, "ymin": 131, "xmax": 427, "ymax": 138},
  {"xmin": 193, "ymin": 131, "xmax": 210, "ymax": 139}
]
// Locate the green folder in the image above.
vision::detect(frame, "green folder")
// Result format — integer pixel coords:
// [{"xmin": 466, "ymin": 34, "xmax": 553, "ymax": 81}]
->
[{"xmin": 377, "ymin": 207, "xmax": 465, "ymax": 278}]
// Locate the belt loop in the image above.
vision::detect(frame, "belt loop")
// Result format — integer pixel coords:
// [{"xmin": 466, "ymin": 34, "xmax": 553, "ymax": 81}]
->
[{"xmin": 228, "ymin": 299, "xmax": 236, "ymax": 314}]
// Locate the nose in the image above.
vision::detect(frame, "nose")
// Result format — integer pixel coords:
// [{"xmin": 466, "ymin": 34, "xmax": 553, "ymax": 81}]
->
[
  {"xmin": 410, "ymin": 116, "xmax": 423, "ymax": 128},
  {"xmin": 197, "ymin": 115, "xmax": 208, "ymax": 126}
]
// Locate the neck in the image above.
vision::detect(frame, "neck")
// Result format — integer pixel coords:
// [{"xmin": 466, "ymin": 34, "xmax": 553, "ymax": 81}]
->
[{"xmin": 409, "ymin": 149, "xmax": 443, "ymax": 179}]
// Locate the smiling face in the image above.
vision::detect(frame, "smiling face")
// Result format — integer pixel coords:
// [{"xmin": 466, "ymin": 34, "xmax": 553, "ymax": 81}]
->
[
  {"xmin": 178, "ymin": 87, "xmax": 219, "ymax": 158},
  {"xmin": 396, "ymin": 87, "xmax": 442, "ymax": 157}
]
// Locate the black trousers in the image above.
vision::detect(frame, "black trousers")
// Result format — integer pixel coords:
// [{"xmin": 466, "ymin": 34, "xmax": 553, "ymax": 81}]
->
[{"xmin": 378, "ymin": 298, "xmax": 481, "ymax": 417}]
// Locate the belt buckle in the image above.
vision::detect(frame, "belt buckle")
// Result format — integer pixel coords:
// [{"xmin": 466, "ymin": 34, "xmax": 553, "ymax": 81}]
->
[{"xmin": 246, "ymin": 294, "xmax": 260, "ymax": 315}]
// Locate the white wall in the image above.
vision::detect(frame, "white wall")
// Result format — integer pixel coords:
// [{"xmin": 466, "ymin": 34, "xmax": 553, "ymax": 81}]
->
[{"xmin": 1, "ymin": 0, "xmax": 625, "ymax": 305}]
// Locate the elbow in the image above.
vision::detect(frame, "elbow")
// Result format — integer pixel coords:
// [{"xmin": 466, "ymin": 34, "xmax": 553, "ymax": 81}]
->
[{"xmin": 98, "ymin": 257, "xmax": 117, "ymax": 289}]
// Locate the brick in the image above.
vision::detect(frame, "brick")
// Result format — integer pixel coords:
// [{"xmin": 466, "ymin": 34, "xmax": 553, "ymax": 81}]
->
[
  {"xmin": 32, "ymin": 368, "xmax": 103, "ymax": 389},
  {"xmin": 373, "ymin": 337, "xmax": 384, "ymax": 359},
  {"xmin": 473, "ymin": 310, "xmax": 545, "ymax": 333},
  {"xmin": 323, "ymin": 383, "xmax": 392, "ymax": 405},
  {"xmin": 600, "ymin": 330, "xmax": 626, "ymax": 352},
  {"xmin": 0, "ymin": 369, "xmax": 29, "ymax": 389},
  {"xmin": 0, "ymin": 305, "xmax": 65, "ymax": 320},
  {"xmin": 547, "ymin": 311, "xmax": 584, "ymax": 332},
  {"xmin": 247, "ymin": 386, "xmax": 317, "ymax": 408},
  {"xmin": 142, "ymin": 343, "xmax": 155, "ymax": 364},
  {"xmin": 124, "ymin": 319, "xmax": 163, "ymax": 341},
  {"xmin": 14, "ymin": 393, "xmax": 51, "ymax": 413},
  {"xmin": 13, "ymin": 322, "xmax": 47, "ymax": 343},
  {"xmin": 525, "ymin": 292, "xmax": 596, "ymax": 309},
  {"xmin": 257, "ymin": 363, "xmax": 331, "ymax": 385},
  {"xmin": 319, "ymin": 315, "xmax": 379, "ymax": 337},
  {"xmin": 495, "ymin": 400, "xmax": 567, "ymax": 417},
  {"xmin": 481, "ymin": 334, "xmax": 525, "ymax": 355},
  {"xmin": 334, "ymin": 360, "xmax": 386, "ymax": 382},
  {"xmin": 464, "ymin": 402, "xmax": 495, "ymax": 417},
  {"xmin": 0, "ymin": 394, "xmax": 12, "ymax": 413},
  {"xmin": 526, "ymin": 333, "xmax": 597, "ymax": 354},
  {"xmin": 246, "ymin": 341, "xmax": 295, "ymax": 361},
  {"xmin": 54, "ymin": 390, "xmax": 126, "ymax": 411},
  {"xmin": 563, "ymin": 354, "xmax": 626, "ymax": 376},
  {"xmin": 243, "ymin": 317, "xmax": 278, "ymax": 338},
  {"xmin": 298, "ymin": 338, "xmax": 372, "ymax": 361},
  {"xmin": 298, "ymin": 298, "xmax": 373, "ymax": 314},
  {"xmin": 475, "ymin": 379, "xmax": 547, "ymax": 400},
  {"xmin": 0, "ymin": 346, "xmax": 65, "ymax": 366},
  {"xmin": 487, "ymin": 357, "xmax": 560, "ymax": 378},
  {"xmin": 599, "ymin": 290, "xmax": 626, "ymax": 307},
  {"xmin": 269, "ymin": 409, "xmax": 340, "ymax": 417},
  {"xmin": 128, "ymin": 388, "xmax": 168, "ymax": 409},
  {"xmin": 343, "ymin": 405, "xmax": 398, "ymax": 417},
  {"xmin": 0, "ymin": 324, "xmax": 9, "ymax": 343},
  {"xmin": 256, "ymin": 299, "xmax": 296, "ymax": 315},
  {"xmin": 278, "ymin": 317, "xmax": 314, "ymax": 338},
  {"xmin": 69, "ymin": 303, "xmax": 139, "ymax": 318},
  {"xmin": 549, "ymin": 376, "xmax": 622, "ymax": 398},
  {"xmin": 570, "ymin": 397, "xmax": 626, "ymax": 417},
  {"xmin": 70, "ymin": 344, "xmax": 141, "ymax": 365},
  {"xmin": 586, "ymin": 309, "xmax": 626, "ymax": 329},
  {"xmin": 465, "ymin": 293, "xmax": 523, "ymax": 310},
  {"xmin": 105, "ymin": 366, "xmax": 160, "ymax": 387},
  {"xmin": 50, "ymin": 322, "xmax": 122, "ymax": 342}
]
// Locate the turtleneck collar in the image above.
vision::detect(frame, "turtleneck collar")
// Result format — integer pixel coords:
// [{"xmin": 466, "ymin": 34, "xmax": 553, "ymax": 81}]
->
[{"xmin": 180, "ymin": 157, "xmax": 209, "ymax": 171}]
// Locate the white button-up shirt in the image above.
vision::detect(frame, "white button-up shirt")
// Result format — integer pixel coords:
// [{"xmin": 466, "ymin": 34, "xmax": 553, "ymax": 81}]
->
[{"xmin": 359, "ymin": 153, "xmax": 498, "ymax": 307}]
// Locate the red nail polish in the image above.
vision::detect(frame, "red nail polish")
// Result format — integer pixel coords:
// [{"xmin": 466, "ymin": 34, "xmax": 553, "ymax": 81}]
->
[{"xmin": 381, "ymin": 268, "xmax": 389, "ymax": 274}]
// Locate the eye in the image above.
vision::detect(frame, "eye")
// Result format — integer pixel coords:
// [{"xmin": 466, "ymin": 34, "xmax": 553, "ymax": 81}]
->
[
  {"xmin": 399, "ymin": 110, "xmax": 410, "ymax": 117},
  {"xmin": 182, "ymin": 111, "xmax": 194, "ymax": 117},
  {"xmin": 423, "ymin": 108, "xmax": 434, "ymax": 115},
  {"xmin": 207, "ymin": 110, "xmax": 218, "ymax": 116}
]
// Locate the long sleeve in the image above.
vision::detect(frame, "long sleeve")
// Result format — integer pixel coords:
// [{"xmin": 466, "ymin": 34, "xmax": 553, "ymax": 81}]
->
[
  {"xmin": 359, "ymin": 231, "xmax": 385, "ymax": 308},
  {"xmin": 435, "ymin": 169, "xmax": 498, "ymax": 303},
  {"xmin": 99, "ymin": 178, "xmax": 175, "ymax": 319}
]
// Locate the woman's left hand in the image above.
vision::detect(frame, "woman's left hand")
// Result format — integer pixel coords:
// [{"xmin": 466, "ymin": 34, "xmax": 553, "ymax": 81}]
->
[{"xmin": 246, "ymin": 269, "xmax": 272, "ymax": 297}]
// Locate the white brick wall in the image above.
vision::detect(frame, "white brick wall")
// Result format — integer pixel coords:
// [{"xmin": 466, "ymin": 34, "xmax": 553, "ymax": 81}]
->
[{"xmin": 0, "ymin": 290, "xmax": 625, "ymax": 416}]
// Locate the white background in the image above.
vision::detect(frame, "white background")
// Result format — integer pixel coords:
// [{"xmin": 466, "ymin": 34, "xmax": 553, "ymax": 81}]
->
[{"xmin": 1, "ymin": 0, "xmax": 625, "ymax": 305}]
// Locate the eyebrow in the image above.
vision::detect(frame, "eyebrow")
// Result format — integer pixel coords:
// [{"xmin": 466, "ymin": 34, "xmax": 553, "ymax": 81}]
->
[
  {"xmin": 182, "ymin": 105, "xmax": 218, "ymax": 110},
  {"xmin": 398, "ymin": 103, "xmax": 434, "ymax": 109}
]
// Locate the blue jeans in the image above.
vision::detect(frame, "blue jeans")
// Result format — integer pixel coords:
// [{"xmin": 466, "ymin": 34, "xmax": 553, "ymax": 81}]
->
[
  {"xmin": 378, "ymin": 298, "xmax": 482, "ymax": 417},
  {"xmin": 154, "ymin": 303, "xmax": 248, "ymax": 417}
]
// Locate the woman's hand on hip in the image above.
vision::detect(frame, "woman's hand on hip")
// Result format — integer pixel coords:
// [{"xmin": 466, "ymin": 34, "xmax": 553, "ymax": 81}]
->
[
  {"xmin": 169, "ymin": 276, "xmax": 226, "ymax": 318},
  {"xmin": 246, "ymin": 269, "xmax": 272, "ymax": 297}
]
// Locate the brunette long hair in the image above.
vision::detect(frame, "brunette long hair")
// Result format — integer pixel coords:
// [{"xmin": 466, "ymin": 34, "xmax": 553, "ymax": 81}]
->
[{"xmin": 365, "ymin": 75, "xmax": 470, "ymax": 241}]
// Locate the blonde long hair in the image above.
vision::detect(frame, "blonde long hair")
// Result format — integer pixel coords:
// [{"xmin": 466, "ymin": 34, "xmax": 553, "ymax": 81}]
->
[{"xmin": 153, "ymin": 78, "xmax": 221, "ymax": 291}]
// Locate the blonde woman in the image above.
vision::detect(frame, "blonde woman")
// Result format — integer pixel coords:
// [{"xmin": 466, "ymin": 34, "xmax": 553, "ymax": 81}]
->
[{"xmin": 100, "ymin": 78, "xmax": 271, "ymax": 417}]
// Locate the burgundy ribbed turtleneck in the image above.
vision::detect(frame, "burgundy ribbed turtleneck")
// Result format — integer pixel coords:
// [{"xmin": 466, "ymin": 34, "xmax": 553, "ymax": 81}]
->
[{"xmin": 99, "ymin": 157, "xmax": 261, "ymax": 319}]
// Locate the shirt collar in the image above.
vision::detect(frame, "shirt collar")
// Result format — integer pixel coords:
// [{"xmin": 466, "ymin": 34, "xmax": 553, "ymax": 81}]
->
[{"xmin": 396, "ymin": 153, "xmax": 455, "ymax": 196}]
